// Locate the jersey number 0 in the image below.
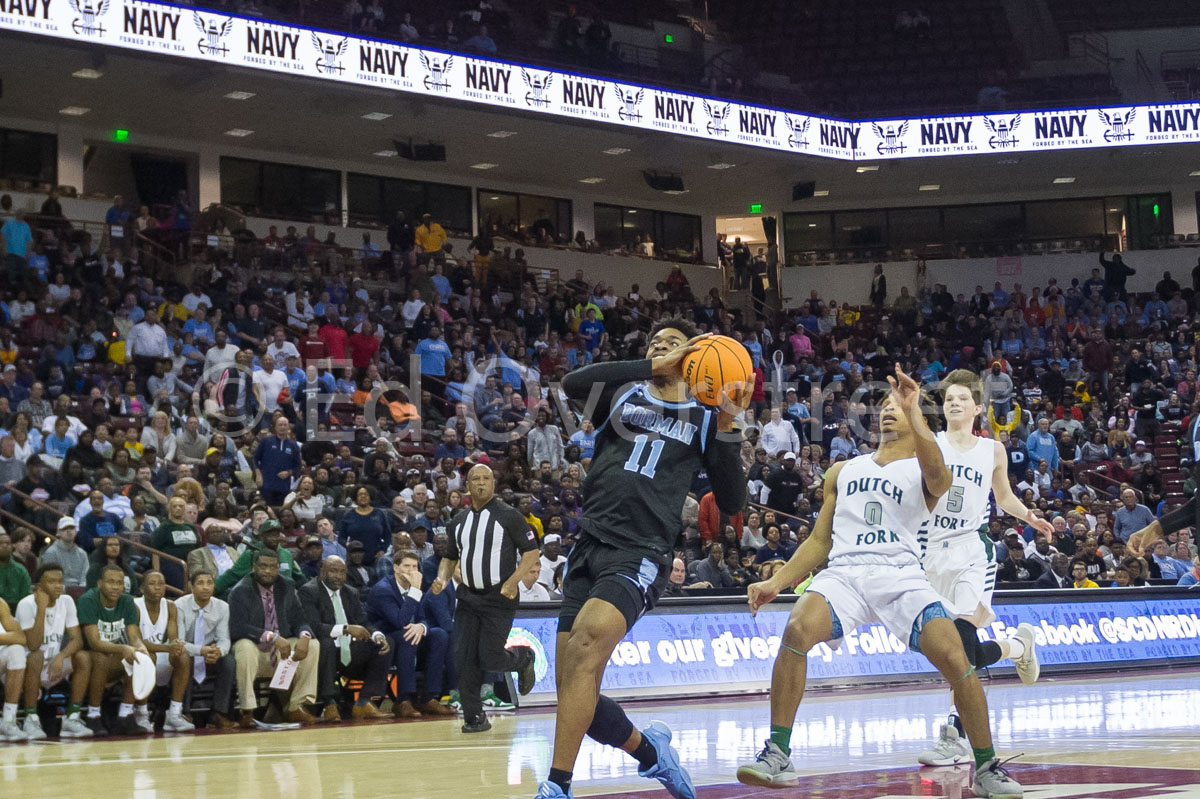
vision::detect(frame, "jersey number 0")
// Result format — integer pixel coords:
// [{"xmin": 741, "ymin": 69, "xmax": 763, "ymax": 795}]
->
[{"xmin": 623, "ymin": 434, "xmax": 665, "ymax": 478}]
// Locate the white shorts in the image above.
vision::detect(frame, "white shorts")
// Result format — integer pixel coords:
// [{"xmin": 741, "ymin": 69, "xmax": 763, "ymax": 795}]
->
[
  {"xmin": 37, "ymin": 647, "xmax": 73, "ymax": 688},
  {"xmin": 809, "ymin": 561, "xmax": 950, "ymax": 654},
  {"xmin": 0, "ymin": 644, "xmax": 27, "ymax": 682},
  {"xmin": 923, "ymin": 535, "xmax": 997, "ymax": 626},
  {"xmin": 154, "ymin": 651, "xmax": 172, "ymax": 687}
]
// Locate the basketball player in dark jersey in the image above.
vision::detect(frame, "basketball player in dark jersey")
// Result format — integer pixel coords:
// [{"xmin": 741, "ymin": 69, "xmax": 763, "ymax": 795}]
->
[{"xmin": 534, "ymin": 317, "xmax": 748, "ymax": 799}]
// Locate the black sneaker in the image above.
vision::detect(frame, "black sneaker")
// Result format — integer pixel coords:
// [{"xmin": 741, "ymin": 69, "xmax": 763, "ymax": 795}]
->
[
  {"xmin": 514, "ymin": 646, "xmax": 536, "ymax": 696},
  {"xmin": 112, "ymin": 715, "xmax": 148, "ymax": 736},
  {"xmin": 461, "ymin": 714, "xmax": 492, "ymax": 733},
  {"xmin": 83, "ymin": 715, "xmax": 110, "ymax": 737}
]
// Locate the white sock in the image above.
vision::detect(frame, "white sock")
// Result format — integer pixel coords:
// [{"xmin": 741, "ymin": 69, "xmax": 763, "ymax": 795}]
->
[
  {"xmin": 2, "ymin": 703, "xmax": 16, "ymax": 723},
  {"xmin": 118, "ymin": 703, "xmax": 134, "ymax": 718},
  {"xmin": 136, "ymin": 704, "xmax": 149, "ymax": 717},
  {"xmin": 87, "ymin": 706, "xmax": 102, "ymax": 719},
  {"xmin": 1006, "ymin": 636, "xmax": 1026, "ymax": 661},
  {"xmin": 169, "ymin": 701, "xmax": 183, "ymax": 715}
]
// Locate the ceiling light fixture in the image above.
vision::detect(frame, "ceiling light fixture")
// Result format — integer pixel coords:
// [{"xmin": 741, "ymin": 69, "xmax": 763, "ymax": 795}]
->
[
  {"xmin": 373, "ymin": 150, "xmax": 398, "ymax": 157},
  {"xmin": 663, "ymin": 189, "xmax": 690, "ymax": 195},
  {"xmin": 1053, "ymin": 177, "xmax": 1076, "ymax": 184},
  {"xmin": 707, "ymin": 163, "xmax": 736, "ymax": 170},
  {"xmin": 578, "ymin": 177, "xmax": 605, "ymax": 184},
  {"xmin": 487, "ymin": 130, "xmax": 517, "ymax": 138},
  {"xmin": 1190, "ymin": 170, "xmax": 1200, "ymax": 177},
  {"xmin": 58, "ymin": 106, "xmax": 90, "ymax": 116},
  {"xmin": 72, "ymin": 68, "xmax": 103, "ymax": 79},
  {"xmin": 813, "ymin": 190, "xmax": 830, "ymax": 197},
  {"xmin": 488, "ymin": 196, "xmax": 500, "ymax": 200},
  {"xmin": 918, "ymin": 184, "xmax": 940, "ymax": 191},
  {"xmin": 224, "ymin": 91, "xmax": 255, "ymax": 100},
  {"xmin": 602, "ymin": 147, "xmax": 630, "ymax": 155},
  {"xmin": 224, "ymin": 128, "xmax": 254, "ymax": 137},
  {"xmin": 470, "ymin": 163, "xmax": 498, "ymax": 169},
  {"xmin": 362, "ymin": 112, "xmax": 392, "ymax": 121},
  {"xmin": 856, "ymin": 165, "xmax": 879, "ymax": 173}
]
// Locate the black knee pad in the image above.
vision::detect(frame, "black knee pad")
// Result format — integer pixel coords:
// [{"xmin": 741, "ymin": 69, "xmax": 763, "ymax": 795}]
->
[
  {"xmin": 953, "ymin": 618, "xmax": 979, "ymax": 667},
  {"xmin": 586, "ymin": 694, "xmax": 635, "ymax": 749},
  {"xmin": 976, "ymin": 640, "xmax": 1004, "ymax": 669}
]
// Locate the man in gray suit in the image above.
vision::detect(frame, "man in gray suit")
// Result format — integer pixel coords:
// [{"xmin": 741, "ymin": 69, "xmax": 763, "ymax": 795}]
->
[{"xmin": 174, "ymin": 569, "xmax": 237, "ymax": 728}]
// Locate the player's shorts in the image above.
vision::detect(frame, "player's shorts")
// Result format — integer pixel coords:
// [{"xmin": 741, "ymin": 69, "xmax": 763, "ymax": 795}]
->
[
  {"xmin": 808, "ymin": 561, "xmax": 950, "ymax": 654},
  {"xmin": 154, "ymin": 651, "xmax": 172, "ymax": 687},
  {"xmin": 923, "ymin": 534, "xmax": 997, "ymax": 626},
  {"xmin": 0, "ymin": 644, "xmax": 27, "ymax": 682},
  {"xmin": 37, "ymin": 646, "xmax": 72, "ymax": 688},
  {"xmin": 558, "ymin": 533, "xmax": 668, "ymax": 634}
]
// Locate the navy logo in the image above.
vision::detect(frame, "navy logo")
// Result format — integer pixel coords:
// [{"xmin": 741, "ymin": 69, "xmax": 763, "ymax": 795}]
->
[
  {"xmin": 614, "ymin": 85, "xmax": 643, "ymax": 121},
  {"xmin": 872, "ymin": 120, "xmax": 909, "ymax": 155},
  {"xmin": 1098, "ymin": 108, "xmax": 1135, "ymax": 142},
  {"xmin": 785, "ymin": 115, "xmax": 811, "ymax": 149},
  {"xmin": 70, "ymin": 0, "xmax": 109, "ymax": 36},
  {"xmin": 420, "ymin": 52, "xmax": 454, "ymax": 91},
  {"xmin": 522, "ymin": 68, "xmax": 553, "ymax": 107},
  {"xmin": 703, "ymin": 100, "xmax": 730, "ymax": 135},
  {"xmin": 984, "ymin": 115, "xmax": 1021, "ymax": 149},
  {"xmin": 194, "ymin": 12, "xmax": 232, "ymax": 56},
  {"xmin": 312, "ymin": 32, "xmax": 348, "ymax": 74}
]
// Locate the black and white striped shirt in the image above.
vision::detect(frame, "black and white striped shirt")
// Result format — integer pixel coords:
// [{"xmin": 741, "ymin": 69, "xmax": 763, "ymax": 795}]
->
[{"xmin": 447, "ymin": 498, "xmax": 538, "ymax": 592}]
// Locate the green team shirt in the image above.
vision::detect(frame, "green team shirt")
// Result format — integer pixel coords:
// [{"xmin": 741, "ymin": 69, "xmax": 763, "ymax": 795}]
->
[
  {"xmin": 76, "ymin": 589, "xmax": 139, "ymax": 647},
  {"xmin": 152, "ymin": 522, "xmax": 201, "ymax": 560}
]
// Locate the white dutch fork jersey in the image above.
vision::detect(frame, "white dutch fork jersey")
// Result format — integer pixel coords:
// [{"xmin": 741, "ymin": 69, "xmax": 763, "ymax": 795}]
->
[
  {"xmin": 829, "ymin": 452, "xmax": 931, "ymax": 568},
  {"xmin": 923, "ymin": 432, "xmax": 994, "ymax": 550},
  {"xmin": 134, "ymin": 596, "xmax": 168, "ymax": 646}
]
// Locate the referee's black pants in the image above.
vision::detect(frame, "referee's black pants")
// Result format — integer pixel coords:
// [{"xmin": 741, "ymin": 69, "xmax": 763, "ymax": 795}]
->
[{"xmin": 454, "ymin": 586, "xmax": 529, "ymax": 721}]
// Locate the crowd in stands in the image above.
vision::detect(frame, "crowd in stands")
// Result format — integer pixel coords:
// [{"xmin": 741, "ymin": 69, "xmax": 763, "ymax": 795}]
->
[{"xmin": 1, "ymin": 184, "xmax": 1198, "ymax": 741}]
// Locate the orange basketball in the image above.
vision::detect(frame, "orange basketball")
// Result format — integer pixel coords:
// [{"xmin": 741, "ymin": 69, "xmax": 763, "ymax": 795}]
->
[{"xmin": 682, "ymin": 335, "xmax": 754, "ymax": 406}]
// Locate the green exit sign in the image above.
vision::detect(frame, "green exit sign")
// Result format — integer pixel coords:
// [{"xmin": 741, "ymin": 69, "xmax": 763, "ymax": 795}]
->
[
  {"xmin": 664, "ymin": 34, "xmax": 674, "ymax": 43},
  {"xmin": 112, "ymin": 129, "xmax": 130, "ymax": 142},
  {"xmin": 749, "ymin": 203, "xmax": 763, "ymax": 214}
]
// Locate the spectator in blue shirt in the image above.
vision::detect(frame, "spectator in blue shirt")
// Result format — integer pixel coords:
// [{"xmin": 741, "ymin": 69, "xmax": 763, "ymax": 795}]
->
[
  {"xmin": 2, "ymin": 210, "xmax": 33, "ymax": 277},
  {"xmin": 569, "ymin": 418, "xmax": 597, "ymax": 462},
  {"xmin": 182, "ymin": 306, "xmax": 214, "ymax": 345},
  {"xmin": 992, "ymin": 281, "xmax": 1010, "ymax": 309},
  {"xmin": 1025, "ymin": 418, "xmax": 1059, "ymax": 471},
  {"xmin": 434, "ymin": 428, "xmax": 466, "ymax": 461},
  {"xmin": 252, "ymin": 416, "xmax": 302, "ymax": 505},
  {"xmin": 414, "ymin": 327, "xmax": 452, "ymax": 377},
  {"xmin": 104, "ymin": 194, "xmax": 130, "ymax": 226},
  {"xmin": 431, "ymin": 264, "xmax": 451, "ymax": 304},
  {"xmin": 1112, "ymin": 488, "xmax": 1156, "ymax": 542},
  {"xmin": 578, "ymin": 308, "xmax": 606, "ymax": 354},
  {"xmin": 77, "ymin": 489, "xmax": 124, "ymax": 551}
]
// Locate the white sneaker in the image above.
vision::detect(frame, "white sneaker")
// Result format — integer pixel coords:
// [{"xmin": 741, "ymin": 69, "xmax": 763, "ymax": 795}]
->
[
  {"xmin": 22, "ymin": 714, "xmax": 47, "ymax": 741},
  {"xmin": 133, "ymin": 713, "xmax": 156, "ymax": 734},
  {"xmin": 163, "ymin": 712, "xmax": 195, "ymax": 732},
  {"xmin": 1012, "ymin": 623, "xmax": 1040, "ymax": 686},
  {"xmin": 973, "ymin": 757, "xmax": 1023, "ymax": 799},
  {"xmin": 736, "ymin": 740, "xmax": 798, "ymax": 788},
  {"xmin": 917, "ymin": 720, "xmax": 972, "ymax": 766},
  {"xmin": 0, "ymin": 719, "xmax": 27, "ymax": 742},
  {"xmin": 59, "ymin": 716, "xmax": 94, "ymax": 738}
]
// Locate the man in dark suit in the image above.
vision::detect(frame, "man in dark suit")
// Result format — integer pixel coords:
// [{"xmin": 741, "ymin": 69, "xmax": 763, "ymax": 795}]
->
[
  {"xmin": 229, "ymin": 549, "xmax": 321, "ymax": 727},
  {"xmin": 344, "ymin": 541, "xmax": 374, "ymax": 596},
  {"xmin": 1034, "ymin": 554, "xmax": 1072, "ymax": 589},
  {"xmin": 365, "ymin": 550, "xmax": 455, "ymax": 719},
  {"xmin": 421, "ymin": 563, "xmax": 457, "ymax": 694},
  {"xmin": 298, "ymin": 556, "xmax": 391, "ymax": 721}
]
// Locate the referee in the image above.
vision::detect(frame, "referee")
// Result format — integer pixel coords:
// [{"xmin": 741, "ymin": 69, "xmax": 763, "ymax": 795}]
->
[{"xmin": 432, "ymin": 463, "xmax": 539, "ymax": 733}]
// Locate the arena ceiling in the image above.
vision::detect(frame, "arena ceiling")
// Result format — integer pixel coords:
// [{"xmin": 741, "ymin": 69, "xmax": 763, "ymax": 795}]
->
[{"xmin": 10, "ymin": 33, "xmax": 1200, "ymax": 213}]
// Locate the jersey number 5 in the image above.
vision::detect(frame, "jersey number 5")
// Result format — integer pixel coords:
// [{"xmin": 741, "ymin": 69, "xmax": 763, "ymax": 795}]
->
[
  {"xmin": 624, "ymin": 434, "xmax": 665, "ymax": 478},
  {"xmin": 945, "ymin": 485, "xmax": 964, "ymax": 513}
]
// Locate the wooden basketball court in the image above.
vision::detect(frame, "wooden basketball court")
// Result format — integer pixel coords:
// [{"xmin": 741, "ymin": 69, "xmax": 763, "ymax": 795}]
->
[{"xmin": 2, "ymin": 669, "xmax": 1197, "ymax": 799}]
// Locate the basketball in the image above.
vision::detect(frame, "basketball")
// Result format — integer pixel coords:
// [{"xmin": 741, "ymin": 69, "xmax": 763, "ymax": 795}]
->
[{"xmin": 683, "ymin": 336, "xmax": 754, "ymax": 406}]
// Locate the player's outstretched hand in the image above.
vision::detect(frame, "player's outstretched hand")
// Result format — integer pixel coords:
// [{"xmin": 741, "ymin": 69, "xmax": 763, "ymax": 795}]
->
[
  {"xmin": 747, "ymin": 580, "xmax": 780, "ymax": 617},
  {"xmin": 886, "ymin": 364, "xmax": 921, "ymax": 415},
  {"xmin": 650, "ymin": 333, "xmax": 712, "ymax": 378},
  {"xmin": 1029, "ymin": 515, "xmax": 1053, "ymax": 539},
  {"xmin": 1127, "ymin": 522, "xmax": 1162, "ymax": 558}
]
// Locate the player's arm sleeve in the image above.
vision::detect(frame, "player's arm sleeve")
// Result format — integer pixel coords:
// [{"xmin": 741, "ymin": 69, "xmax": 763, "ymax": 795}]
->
[
  {"xmin": 560, "ymin": 360, "xmax": 652, "ymax": 400},
  {"xmin": 705, "ymin": 423, "xmax": 747, "ymax": 516}
]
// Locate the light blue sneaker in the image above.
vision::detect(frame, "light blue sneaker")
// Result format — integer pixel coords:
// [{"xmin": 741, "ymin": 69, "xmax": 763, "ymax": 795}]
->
[
  {"xmin": 533, "ymin": 780, "xmax": 572, "ymax": 799},
  {"xmin": 638, "ymin": 721, "xmax": 697, "ymax": 799}
]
